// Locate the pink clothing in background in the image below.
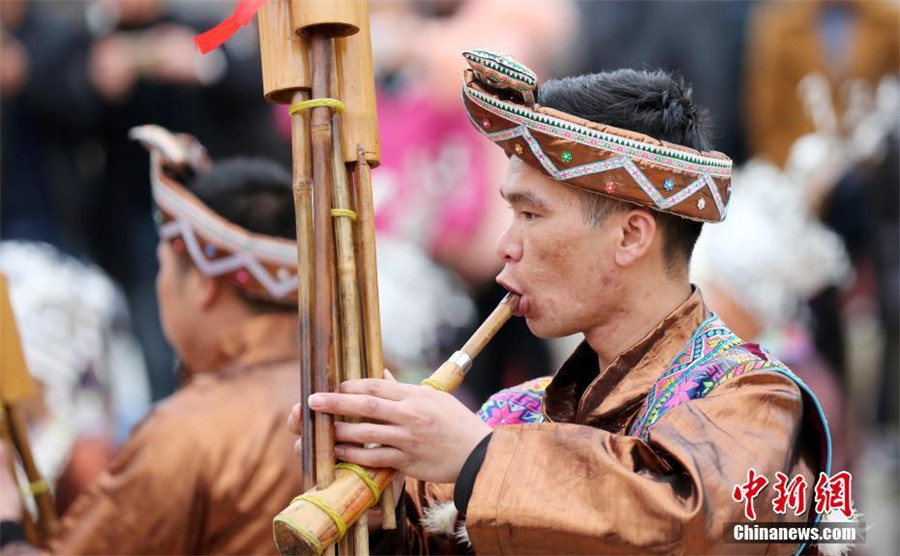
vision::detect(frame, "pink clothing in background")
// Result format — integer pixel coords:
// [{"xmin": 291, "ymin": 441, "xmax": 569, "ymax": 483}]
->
[{"xmin": 275, "ymin": 86, "xmax": 491, "ymax": 254}]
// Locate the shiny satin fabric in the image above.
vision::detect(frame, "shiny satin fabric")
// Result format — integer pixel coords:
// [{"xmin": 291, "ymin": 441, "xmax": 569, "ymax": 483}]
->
[
  {"xmin": 47, "ymin": 314, "xmax": 303, "ymax": 555},
  {"xmin": 405, "ymin": 290, "xmax": 820, "ymax": 554}
]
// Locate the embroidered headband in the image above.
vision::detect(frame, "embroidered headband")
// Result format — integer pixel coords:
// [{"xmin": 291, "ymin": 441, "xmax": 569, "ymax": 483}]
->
[
  {"xmin": 130, "ymin": 125, "xmax": 299, "ymax": 304},
  {"xmin": 461, "ymin": 49, "xmax": 733, "ymax": 222}
]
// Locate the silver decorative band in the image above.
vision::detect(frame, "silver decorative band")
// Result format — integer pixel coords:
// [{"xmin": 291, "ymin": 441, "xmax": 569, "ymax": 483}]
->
[{"xmin": 450, "ymin": 351, "xmax": 473, "ymax": 373}]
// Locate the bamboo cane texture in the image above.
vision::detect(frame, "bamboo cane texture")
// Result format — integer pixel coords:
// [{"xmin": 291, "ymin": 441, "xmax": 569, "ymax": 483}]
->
[
  {"xmin": 353, "ymin": 149, "xmax": 396, "ymax": 528},
  {"xmin": 309, "ymin": 34, "xmax": 338, "ymax": 490},
  {"xmin": 331, "ymin": 70, "xmax": 371, "ymax": 556},
  {"xmin": 258, "ymin": 0, "xmax": 310, "ymax": 103},
  {"xmin": 335, "ymin": 2, "xmax": 379, "ymax": 165},
  {"xmin": 0, "ymin": 408, "xmax": 41, "ymax": 547},
  {"xmin": 290, "ymin": 89, "xmax": 317, "ymax": 492},
  {"xmin": 3, "ymin": 404, "xmax": 58, "ymax": 540},
  {"xmin": 274, "ymin": 465, "xmax": 393, "ymax": 556},
  {"xmin": 292, "ymin": 0, "xmax": 361, "ymax": 37}
]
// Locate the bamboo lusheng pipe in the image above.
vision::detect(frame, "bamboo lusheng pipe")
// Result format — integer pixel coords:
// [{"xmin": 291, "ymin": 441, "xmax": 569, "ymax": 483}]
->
[
  {"xmin": 0, "ymin": 274, "xmax": 57, "ymax": 544},
  {"xmin": 288, "ymin": 89, "xmax": 317, "ymax": 493},
  {"xmin": 273, "ymin": 293, "xmax": 521, "ymax": 556},
  {"xmin": 308, "ymin": 33, "xmax": 339, "ymax": 492},
  {"xmin": 335, "ymin": 2, "xmax": 379, "ymax": 165},
  {"xmin": 352, "ymin": 148, "xmax": 395, "ymax": 529},
  {"xmin": 257, "ymin": 0, "xmax": 310, "ymax": 102},
  {"xmin": 3, "ymin": 404, "xmax": 58, "ymax": 540},
  {"xmin": 330, "ymin": 122, "xmax": 371, "ymax": 553},
  {"xmin": 1, "ymin": 407, "xmax": 42, "ymax": 547}
]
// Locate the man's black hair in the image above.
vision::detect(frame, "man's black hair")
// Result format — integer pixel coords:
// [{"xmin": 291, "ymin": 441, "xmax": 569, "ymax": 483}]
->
[
  {"xmin": 189, "ymin": 157, "xmax": 296, "ymax": 240},
  {"xmin": 537, "ymin": 69, "xmax": 711, "ymax": 270},
  {"xmin": 181, "ymin": 157, "xmax": 296, "ymax": 311}
]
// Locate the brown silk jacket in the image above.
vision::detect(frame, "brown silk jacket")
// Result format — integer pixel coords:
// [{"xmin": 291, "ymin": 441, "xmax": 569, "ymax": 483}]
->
[
  {"xmin": 403, "ymin": 290, "xmax": 825, "ymax": 555},
  {"xmin": 47, "ymin": 314, "xmax": 303, "ymax": 555}
]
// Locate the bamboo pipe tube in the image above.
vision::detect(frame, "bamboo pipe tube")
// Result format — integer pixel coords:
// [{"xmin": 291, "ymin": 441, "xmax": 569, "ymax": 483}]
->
[
  {"xmin": 3, "ymin": 404, "xmax": 57, "ymax": 539},
  {"xmin": 272, "ymin": 293, "xmax": 521, "ymax": 556},
  {"xmin": 258, "ymin": 0, "xmax": 310, "ymax": 103},
  {"xmin": 330, "ymin": 122, "xmax": 371, "ymax": 554},
  {"xmin": 0, "ymin": 274, "xmax": 57, "ymax": 542},
  {"xmin": 289, "ymin": 90, "xmax": 317, "ymax": 493},
  {"xmin": 0, "ymin": 407, "xmax": 41, "ymax": 547},
  {"xmin": 308, "ymin": 34, "xmax": 338, "ymax": 490},
  {"xmin": 352, "ymin": 148, "xmax": 395, "ymax": 529},
  {"xmin": 292, "ymin": 0, "xmax": 360, "ymax": 37},
  {"xmin": 335, "ymin": 1, "xmax": 379, "ymax": 165}
]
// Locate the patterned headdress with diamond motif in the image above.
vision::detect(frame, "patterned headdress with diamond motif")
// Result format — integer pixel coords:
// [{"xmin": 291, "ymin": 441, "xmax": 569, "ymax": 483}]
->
[
  {"xmin": 462, "ymin": 50, "xmax": 733, "ymax": 222},
  {"xmin": 130, "ymin": 125, "xmax": 299, "ymax": 305}
]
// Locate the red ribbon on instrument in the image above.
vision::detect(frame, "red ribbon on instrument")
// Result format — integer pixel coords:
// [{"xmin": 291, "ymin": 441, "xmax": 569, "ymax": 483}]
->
[{"xmin": 193, "ymin": 0, "xmax": 265, "ymax": 54}]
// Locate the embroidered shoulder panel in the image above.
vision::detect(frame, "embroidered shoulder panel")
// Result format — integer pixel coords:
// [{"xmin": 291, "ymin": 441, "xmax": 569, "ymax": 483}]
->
[
  {"xmin": 478, "ymin": 376, "xmax": 551, "ymax": 427},
  {"xmin": 628, "ymin": 315, "xmax": 795, "ymax": 440}
]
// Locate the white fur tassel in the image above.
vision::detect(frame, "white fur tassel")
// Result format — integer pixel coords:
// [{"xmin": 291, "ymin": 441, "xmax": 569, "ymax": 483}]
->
[
  {"xmin": 815, "ymin": 505, "xmax": 861, "ymax": 556},
  {"xmin": 421, "ymin": 501, "xmax": 471, "ymax": 546}
]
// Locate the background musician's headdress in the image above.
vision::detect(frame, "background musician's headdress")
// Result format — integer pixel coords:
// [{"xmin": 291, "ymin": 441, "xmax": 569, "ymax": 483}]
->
[
  {"xmin": 130, "ymin": 125, "xmax": 299, "ymax": 305},
  {"xmin": 691, "ymin": 160, "xmax": 850, "ymax": 331},
  {"xmin": 461, "ymin": 49, "xmax": 733, "ymax": 223}
]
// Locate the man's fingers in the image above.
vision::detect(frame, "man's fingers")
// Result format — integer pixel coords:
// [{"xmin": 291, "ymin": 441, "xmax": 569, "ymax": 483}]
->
[
  {"xmin": 286, "ymin": 403, "xmax": 302, "ymax": 435},
  {"xmin": 337, "ymin": 378, "xmax": 412, "ymax": 400},
  {"xmin": 294, "ymin": 437, "xmax": 303, "ymax": 457},
  {"xmin": 334, "ymin": 421, "xmax": 405, "ymax": 447},
  {"xmin": 308, "ymin": 392, "xmax": 405, "ymax": 423},
  {"xmin": 383, "ymin": 369, "xmax": 396, "ymax": 382},
  {"xmin": 333, "ymin": 444, "xmax": 404, "ymax": 470}
]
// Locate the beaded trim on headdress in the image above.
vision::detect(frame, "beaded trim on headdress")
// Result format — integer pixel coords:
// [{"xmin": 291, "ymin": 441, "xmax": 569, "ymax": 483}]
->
[
  {"xmin": 130, "ymin": 125, "xmax": 298, "ymax": 304},
  {"xmin": 461, "ymin": 50, "xmax": 733, "ymax": 223}
]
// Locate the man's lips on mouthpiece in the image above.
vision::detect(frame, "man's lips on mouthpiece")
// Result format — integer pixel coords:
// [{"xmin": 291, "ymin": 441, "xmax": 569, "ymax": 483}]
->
[
  {"xmin": 513, "ymin": 295, "xmax": 526, "ymax": 317},
  {"xmin": 498, "ymin": 280, "xmax": 526, "ymax": 316}
]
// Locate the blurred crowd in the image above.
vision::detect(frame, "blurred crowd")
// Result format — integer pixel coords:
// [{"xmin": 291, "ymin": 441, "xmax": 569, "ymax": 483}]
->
[{"xmin": 1, "ymin": 0, "xmax": 897, "ymax": 551}]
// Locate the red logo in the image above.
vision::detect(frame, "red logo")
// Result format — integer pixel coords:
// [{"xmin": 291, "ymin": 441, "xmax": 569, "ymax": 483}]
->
[
  {"xmin": 814, "ymin": 471, "xmax": 853, "ymax": 518},
  {"xmin": 732, "ymin": 470, "xmax": 854, "ymax": 521},
  {"xmin": 732, "ymin": 468, "xmax": 769, "ymax": 521},
  {"xmin": 772, "ymin": 471, "xmax": 808, "ymax": 516}
]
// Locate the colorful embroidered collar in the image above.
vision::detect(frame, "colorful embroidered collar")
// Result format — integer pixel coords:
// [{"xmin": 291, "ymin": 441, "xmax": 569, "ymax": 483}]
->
[
  {"xmin": 461, "ymin": 49, "xmax": 733, "ymax": 223},
  {"xmin": 130, "ymin": 125, "xmax": 298, "ymax": 305}
]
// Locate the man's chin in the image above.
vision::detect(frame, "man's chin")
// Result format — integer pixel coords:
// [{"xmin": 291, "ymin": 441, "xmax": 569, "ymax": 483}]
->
[{"xmin": 523, "ymin": 317, "xmax": 573, "ymax": 340}]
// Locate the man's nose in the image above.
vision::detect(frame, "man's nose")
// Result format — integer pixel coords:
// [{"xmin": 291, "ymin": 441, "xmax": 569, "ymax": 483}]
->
[{"xmin": 495, "ymin": 226, "xmax": 523, "ymax": 263}]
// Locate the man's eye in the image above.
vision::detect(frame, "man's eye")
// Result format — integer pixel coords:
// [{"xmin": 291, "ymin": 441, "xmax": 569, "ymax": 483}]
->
[{"xmin": 523, "ymin": 211, "xmax": 537, "ymax": 221}]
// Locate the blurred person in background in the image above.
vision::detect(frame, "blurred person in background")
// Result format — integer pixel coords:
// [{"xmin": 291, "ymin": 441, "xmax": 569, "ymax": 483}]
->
[
  {"xmin": 2, "ymin": 0, "xmax": 292, "ymax": 403},
  {"xmin": 784, "ymin": 75, "xmax": 899, "ymax": 422},
  {"xmin": 79, "ymin": 0, "xmax": 289, "ymax": 403},
  {"xmin": 745, "ymin": 0, "xmax": 898, "ymax": 400},
  {"xmin": 565, "ymin": 0, "xmax": 754, "ymax": 164},
  {"xmin": 1, "ymin": 127, "xmax": 302, "ymax": 554},
  {"xmin": 745, "ymin": 0, "xmax": 899, "ymax": 168},
  {"xmin": 1, "ymin": 0, "xmax": 97, "ymax": 254},
  {"xmin": 0, "ymin": 241, "xmax": 150, "ymax": 514}
]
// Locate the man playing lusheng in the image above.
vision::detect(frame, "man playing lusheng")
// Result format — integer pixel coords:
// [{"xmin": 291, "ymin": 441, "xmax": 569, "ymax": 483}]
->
[
  {"xmin": 295, "ymin": 51, "xmax": 831, "ymax": 554},
  {"xmin": 0, "ymin": 126, "xmax": 303, "ymax": 554}
]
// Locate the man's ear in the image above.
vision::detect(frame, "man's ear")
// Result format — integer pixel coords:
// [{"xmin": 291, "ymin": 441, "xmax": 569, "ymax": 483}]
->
[
  {"xmin": 186, "ymin": 266, "xmax": 221, "ymax": 311},
  {"xmin": 613, "ymin": 209, "xmax": 657, "ymax": 267}
]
